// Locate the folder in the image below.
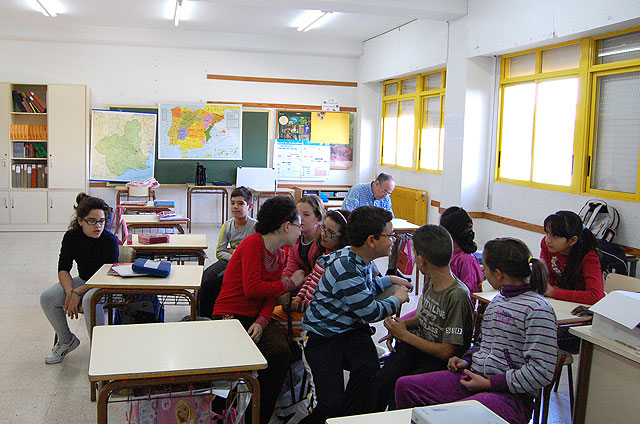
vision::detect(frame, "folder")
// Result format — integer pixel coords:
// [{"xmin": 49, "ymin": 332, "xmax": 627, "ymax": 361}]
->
[{"xmin": 132, "ymin": 258, "xmax": 171, "ymax": 278}]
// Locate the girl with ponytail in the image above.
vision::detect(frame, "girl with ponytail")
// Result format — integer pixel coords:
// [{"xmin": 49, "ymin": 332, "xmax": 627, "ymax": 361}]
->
[
  {"xmin": 395, "ymin": 238, "xmax": 558, "ymax": 424},
  {"xmin": 541, "ymin": 210, "xmax": 604, "ymax": 305}
]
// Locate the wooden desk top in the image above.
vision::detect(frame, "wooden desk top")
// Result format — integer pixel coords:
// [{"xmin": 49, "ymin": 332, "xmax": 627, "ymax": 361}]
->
[
  {"xmin": 392, "ymin": 218, "xmax": 420, "ymax": 232},
  {"xmin": 473, "ymin": 290, "xmax": 591, "ymax": 325},
  {"xmin": 187, "ymin": 184, "xmax": 233, "ymax": 190},
  {"xmin": 89, "ymin": 320, "xmax": 267, "ymax": 381},
  {"xmin": 123, "ymin": 215, "xmax": 189, "ymax": 225},
  {"xmin": 130, "ymin": 234, "xmax": 207, "ymax": 249},
  {"xmin": 570, "ymin": 325, "xmax": 640, "ymax": 364},
  {"xmin": 325, "ymin": 400, "xmax": 507, "ymax": 423},
  {"xmin": 85, "ymin": 263, "xmax": 203, "ymax": 290}
]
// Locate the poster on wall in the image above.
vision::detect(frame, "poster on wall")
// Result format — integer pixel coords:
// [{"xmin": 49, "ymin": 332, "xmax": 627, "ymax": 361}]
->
[
  {"xmin": 274, "ymin": 139, "xmax": 329, "ymax": 181},
  {"xmin": 277, "ymin": 110, "xmax": 354, "ymax": 170}
]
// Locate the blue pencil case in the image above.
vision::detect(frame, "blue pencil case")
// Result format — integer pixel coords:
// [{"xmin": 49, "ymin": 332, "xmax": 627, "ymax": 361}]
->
[
  {"xmin": 154, "ymin": 200, "xmax": 176, "ymax": 207},
  {"xmin": 132, "ymin": 258, "xmax": 172, "ymax": 278}
]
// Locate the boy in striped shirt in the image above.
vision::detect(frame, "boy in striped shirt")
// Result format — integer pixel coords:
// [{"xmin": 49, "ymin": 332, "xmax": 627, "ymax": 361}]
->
[{"xmin": 300, "ymin": 206, "xmax": 412, "ymax": 424}]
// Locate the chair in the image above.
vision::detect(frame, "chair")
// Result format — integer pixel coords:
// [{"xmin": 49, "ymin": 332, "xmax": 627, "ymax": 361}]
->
[
  {"xmin": 604, "ymin": 272, "xmax": 640, "ymax": 293},
  {"xmin": 126, "ymin": 185, "xmax": 155, "ymax": 201},
  {"xmin": 533, "ymin": 350, "xmax": 570, "ymax": 424}
]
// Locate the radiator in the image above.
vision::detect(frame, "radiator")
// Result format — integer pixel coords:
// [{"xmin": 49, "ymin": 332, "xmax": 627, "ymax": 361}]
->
[{"xmin": 390, "ymin": 186, "xmax": 428, "ymax": 226}]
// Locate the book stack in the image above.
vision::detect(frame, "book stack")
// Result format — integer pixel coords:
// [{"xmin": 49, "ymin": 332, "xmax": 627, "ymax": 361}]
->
[
  {"xmin": 137, "ymin": 233, "xmax": 171, "ymax": 245},
  {"xmin": 156, "ymin": 211, "xmax": 189, "ymax": 221},
  {"xmin": 11, "ymin": 90, "xmax": 46, "ymax": 113},
  {"xmin": 12, "ymin": 143, "xmax": 47, "ymax": 159},
  {"xmin": 10, "ymin": 124, "xmax": 47, "ymax": 140},
  {"xmin": 11, "ymin": 164, "xmax": 47, "ymax": 188}
]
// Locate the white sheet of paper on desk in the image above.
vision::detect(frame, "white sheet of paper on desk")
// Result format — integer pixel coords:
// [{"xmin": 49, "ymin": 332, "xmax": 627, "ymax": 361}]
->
[
  {"xmin": 111, "ymin": 264, "xmax": 146, "ymax": 277},
  {"xmin": 411, "ymin": 403, "xmax": 506, "ymax": 424}
]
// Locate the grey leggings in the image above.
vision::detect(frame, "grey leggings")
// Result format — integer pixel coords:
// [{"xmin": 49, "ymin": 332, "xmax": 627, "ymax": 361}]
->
[{"xmin": 40, "ymin": 277, "xmax": 105, "ymax": 342}]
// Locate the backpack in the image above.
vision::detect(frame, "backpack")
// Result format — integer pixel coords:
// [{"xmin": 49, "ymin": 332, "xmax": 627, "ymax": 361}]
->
[
  {"xmin": 596, "ymin": 239, "xmax": 628, "ymax": 277},
  {"xmin": 195, "ymin": 161, "xmax": 207, "ymax": 186},
  {"xmin": 578, "ymin": 199, "xmax": 619, "ymax": 242}
]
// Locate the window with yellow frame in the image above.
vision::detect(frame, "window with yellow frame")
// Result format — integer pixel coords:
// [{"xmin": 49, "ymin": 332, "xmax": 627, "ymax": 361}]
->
[
  {"xmin": 496, "ymin": 26, "xmax": 640, "ymax": 201},
  {"xmin": 381, "ymin": 69, "xmax": 446, "ymax": 172}
]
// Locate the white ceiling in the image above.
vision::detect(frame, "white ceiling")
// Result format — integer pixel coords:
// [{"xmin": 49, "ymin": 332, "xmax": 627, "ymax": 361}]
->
[{"xmin": 0, "ymin": 0, "xmax": 467, "ymax": 57}]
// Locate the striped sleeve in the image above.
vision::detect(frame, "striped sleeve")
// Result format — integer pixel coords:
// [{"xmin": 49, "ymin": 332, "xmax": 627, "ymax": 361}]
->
[{"xmin": 295, "ymin": 259, "xmax": 325, "ymax": 311}]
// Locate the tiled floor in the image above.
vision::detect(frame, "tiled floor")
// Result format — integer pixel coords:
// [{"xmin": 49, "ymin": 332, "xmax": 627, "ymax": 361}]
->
[{"xmin": 1, "ymin": 225, "xmax": 577, "ymax": 423}]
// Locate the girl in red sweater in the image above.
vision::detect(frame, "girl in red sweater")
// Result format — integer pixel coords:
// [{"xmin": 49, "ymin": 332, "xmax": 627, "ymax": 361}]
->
[
  {"xmin": 540, "ymin": 210, "xmax": 604, "ymax": 305},
  {"xmin": 213, "ymin": 196, "xmax": 304, "ymax": 424}
]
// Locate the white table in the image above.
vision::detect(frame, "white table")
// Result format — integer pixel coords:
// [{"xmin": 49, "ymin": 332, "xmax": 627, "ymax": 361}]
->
[
  {"xmin": 89, "ymin": 320, "xmax": 267, "ymax": 424},
  {"xmin": 122, "ymin": 214, "xmax": 189, "ymax": 237},
  {"xmin": 569, "ymin": 325, "xmax": 640, "ymax": 423},
  {"xmin": 130, "ymin": 233, "xmax": 208, "ymax": 265},
  {"xmin": 325, "ymin": 400, "xmax": 508, "ymax": 423}
]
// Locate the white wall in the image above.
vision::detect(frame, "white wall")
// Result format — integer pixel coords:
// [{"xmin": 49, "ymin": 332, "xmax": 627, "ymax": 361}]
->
[
  {"xmin": 0, "ymin": 39, "xmax": 360, "ymax": 222},
  {"xmin": 357, "ymin": 0, "xmax": 640, "ymax": 253}
]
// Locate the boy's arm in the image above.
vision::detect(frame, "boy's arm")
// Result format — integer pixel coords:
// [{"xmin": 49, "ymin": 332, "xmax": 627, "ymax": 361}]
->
[
  {"xmin": 216, "ymin": 222, "xmax": 232, "ymax": 261},
  {"xmin": 384, "ymin": 317, "xmax": 457, "ymax": 360}
]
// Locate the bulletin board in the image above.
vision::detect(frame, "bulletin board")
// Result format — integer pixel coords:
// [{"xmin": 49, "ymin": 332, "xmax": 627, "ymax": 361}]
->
[{"xmin": 275, "ymin": 110, "xmax": 353, "ymax": 177}]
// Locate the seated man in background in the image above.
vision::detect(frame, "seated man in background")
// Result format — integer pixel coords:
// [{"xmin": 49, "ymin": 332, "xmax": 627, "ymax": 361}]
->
[{"xmin": 342, "ymin": 173, "xmax": 395, "ymax": 217}]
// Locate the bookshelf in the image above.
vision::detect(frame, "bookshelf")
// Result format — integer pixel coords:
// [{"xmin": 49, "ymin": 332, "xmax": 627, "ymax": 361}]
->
[{"xmin": 1, "ymin": 82, "xmax": 88, "ymax": 230}]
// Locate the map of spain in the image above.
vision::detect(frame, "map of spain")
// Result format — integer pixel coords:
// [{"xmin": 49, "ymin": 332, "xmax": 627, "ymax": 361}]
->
[
  {"xmin": 158, "ymin": 103, "xmax": 242, "ymax": 160},
  {"xmin": 90, "ymin": 110, "xmax": 157, "ymax": 182}
]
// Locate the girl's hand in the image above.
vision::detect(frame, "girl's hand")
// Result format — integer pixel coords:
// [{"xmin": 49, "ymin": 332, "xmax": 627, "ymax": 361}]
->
[
  {"xmin": 459, "ymin": 369, "xmax": 491, "ymax": 392},
  {"xmin": 65, "ymin": 291, "xmax": 81, "ymax": 319},
  {"xmin": 447, "ymin": 356, "xmax": 469, "ymax": 372},
  {"xmin": 291, "ymin": 270, "xmax": 306, "ymax": 288},
  {"xmin": 378, "ymin": 332, "xmax": 396, "ymax": 352},
  {"xmin": 247, "ymin": 323, "xmax": 263, "ymax": 343},
  {"xmin": 544, "ymin": 284, "xmax": 555, "ymax": 298},
  {"xmin": 389, "ymin": 275, "xmax": 414, "ymax": 291},
  {"xmin": 290, "ymin": 298, "xmax": 301, "ymax": 312}
]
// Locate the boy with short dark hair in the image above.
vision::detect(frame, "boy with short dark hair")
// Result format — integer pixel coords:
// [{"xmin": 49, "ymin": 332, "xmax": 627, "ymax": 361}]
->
[
  {"xmin": 300, "ymin": 206, "xmax": 412, "ymax": 424},
  {"xmin": 198, "ymin": 186, "xmax": 256, "ymax": 317},
  {"xmin": 367, "ymin": 224, "xmax": 474, "ymax": 412}
]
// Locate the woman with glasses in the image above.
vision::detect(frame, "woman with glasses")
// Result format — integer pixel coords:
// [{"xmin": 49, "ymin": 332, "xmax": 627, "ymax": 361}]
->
[
  {"xmin": 39, "ymin": 193, "xmax": 118, "ymax": 364},
  {"xmin": 272, "ymin": 209, "xmax": 351, "ymax": 337}
]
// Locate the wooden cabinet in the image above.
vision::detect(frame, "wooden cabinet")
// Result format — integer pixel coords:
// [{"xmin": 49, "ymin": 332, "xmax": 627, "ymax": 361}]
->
[{"xmin": 1, "ymin": 82, "xmax": 88, "ymax": 230}]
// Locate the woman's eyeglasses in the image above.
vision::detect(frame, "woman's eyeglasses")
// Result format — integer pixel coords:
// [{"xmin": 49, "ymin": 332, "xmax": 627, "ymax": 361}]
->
[
  {"xmin": 321, "ymin": 224, "xmax": 340, "ymax": 239},
  {"xmin": 82, "ymin": 218, "xmax": 106, "ymax": 226}
]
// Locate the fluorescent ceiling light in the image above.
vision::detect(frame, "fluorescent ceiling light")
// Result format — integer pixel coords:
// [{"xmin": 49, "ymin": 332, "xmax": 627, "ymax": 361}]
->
[
  {"xmin": 174, "ymin": 0, "xmax": 183, "ymax": 27},
  {"xmin": 297, "ymin": 11, "xmax": 333, "ymax": 32},
  {"xmin": 34, "ymin": 0, "xmax": 56, "ymax": 17}
]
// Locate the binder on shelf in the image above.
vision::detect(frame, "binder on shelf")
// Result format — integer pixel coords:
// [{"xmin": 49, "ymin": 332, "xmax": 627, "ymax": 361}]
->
[
  {"xmin": 13, "ymin": 142, "xmax": 24, "ymax": 158},
  {"xmin": 28, "ymin": 91, "xmax": 46, "ymax": 113},
  {"xmin": 11, "ymin": 90, "xmax": 26, "ymax": 112},
  {"xmin": 31, "ymin": 165, "xmax": 37, "ymax": 188}
]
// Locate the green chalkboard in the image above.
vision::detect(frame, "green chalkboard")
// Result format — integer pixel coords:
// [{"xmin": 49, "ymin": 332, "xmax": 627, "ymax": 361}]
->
[{"xmin": 108, "ymin": 106, "xmax": 269, "ymax": 184}]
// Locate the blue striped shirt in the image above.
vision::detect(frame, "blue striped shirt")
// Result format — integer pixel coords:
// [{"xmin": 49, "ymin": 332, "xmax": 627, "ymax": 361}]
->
[
  {"xmin": 342, "ymin": 182, "xmax": 394, "ymax": 217},
  {"xmin": 302, "ymin": 247, "xmax": 401, "ymax": 337}
]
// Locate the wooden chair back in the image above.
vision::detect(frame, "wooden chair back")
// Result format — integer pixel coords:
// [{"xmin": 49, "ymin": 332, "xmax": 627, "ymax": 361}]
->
[
  {"xmin": 533, "ymin": 351, "xmax": 569, "ymax": 424},
  {"xmin": 604, "ymin": 273, "xmax": 640, "ymax": 294},
  {"xmin": 127, "ymin": 185, "xmax": 151, "ymax": 200}
]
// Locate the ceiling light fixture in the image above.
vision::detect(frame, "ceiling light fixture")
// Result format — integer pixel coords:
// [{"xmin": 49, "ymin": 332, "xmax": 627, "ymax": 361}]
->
[
  {"xmin": 34, "ymin": 0, "xmax": 56, "ymax": 17},
  {"xmin": 297, "ymin": 11, "xmax": 333, "ymax": 32},
  {"xmin": 174, "ymin": 0, "xmax": 183, "ymax": 27}
]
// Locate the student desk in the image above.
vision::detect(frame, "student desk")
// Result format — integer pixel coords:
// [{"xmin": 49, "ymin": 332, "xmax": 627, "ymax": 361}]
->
[
  {"xmin": 186, "ymin": 184, "xmax": 231, "ymax": 231},
  {"xmin": 569, "ymin": 326, "xmax": 640, "ymax": 424},
  {"xmin": 473, "ymin": 291, "xmax": 592, "ymax": 326},
  {"xmin": 325, "ymin": 400, "xmax": 508, "ymax": 423},
  {"xmin": 89, "ymin": 320, "xmax": 267, "ymax": 424},
  {"xmin": 86, "ymin": 263, "xmax": 203, "ymax": 334},
  {"xmin": 121, "ymin": 214, "xmax": 189, "ymax": 237},
  {"xmin": 130, "ymin": 234, "xmax": 208, "ymax": 265},
  {"xmin": 119, "ymin": 201, "xmax": 173, "ymax": 214}
]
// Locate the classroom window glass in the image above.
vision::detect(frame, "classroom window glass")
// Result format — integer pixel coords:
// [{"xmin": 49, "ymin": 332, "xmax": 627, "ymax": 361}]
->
[
  {"xmin": 542, "ymin": 44, "xmax": 581, "ymax": 72},
  {"xmin": 590, "ymin": 70, "xmax": 640, "ymax": 194},
  {"xmin": 499, "ymin": 83, "xmax": 536, "ymax": 180},
  {"xmin": 384, "ymin": 82, "xmax": 398, "ymax": 96},
  {"xmin": 596, "ymin": 30, "xmax": 640, "ymax": 64},
  {"xmin": 380, "ymin": 69, "xmax": 446, "ymax": 171},
  {"xmin": 506, "ymin": 53, "xmax": 536, "ymax": 78}
]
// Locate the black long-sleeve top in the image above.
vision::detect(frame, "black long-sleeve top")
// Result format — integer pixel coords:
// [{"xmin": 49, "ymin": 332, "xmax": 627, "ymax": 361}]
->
[{"xmin": 57, "ymin": 228, "xmax": 119, "ymax": 281}]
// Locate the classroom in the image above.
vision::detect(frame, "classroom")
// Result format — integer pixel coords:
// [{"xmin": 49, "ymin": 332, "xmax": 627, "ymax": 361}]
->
[{"xmin": 1, "ymin": 1, "xmax": 640, "ymax": 423}]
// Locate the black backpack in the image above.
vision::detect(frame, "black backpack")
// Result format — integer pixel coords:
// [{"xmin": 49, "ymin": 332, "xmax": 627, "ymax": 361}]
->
[{"xmin": 195, "ymin": 162, "xmax": 207, "ymax": 186}]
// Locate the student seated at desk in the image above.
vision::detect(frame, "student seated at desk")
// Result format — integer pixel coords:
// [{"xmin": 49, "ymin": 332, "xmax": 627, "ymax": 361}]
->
[
  {"xmin": 199, "ymin": 186, "xmax": 256, "ymax": 317},
  {"xmin": 395, "ymin": 238, "xmax": 558, "ymax": 424},
  {"xmin": 39, "ymin": 193, "xmax": 119, "ymax": 364},
  {"xmin": 272, "ymin": 209, "xmax": 351, "ymax": 337},
  {"xmin": 299, "ymin": 206, "xmax": 412, "ymax": 424},
  {"xmin": 540, "ymin": 210, "xmax": 604, "ymax": 305},
  {"xmin": 212, "ymin": 196, "xmax": 305, "ymax": 424},
  {"xmin": 367, "ymin": 225, "xmax": 474, "ymax": 412}
]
